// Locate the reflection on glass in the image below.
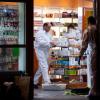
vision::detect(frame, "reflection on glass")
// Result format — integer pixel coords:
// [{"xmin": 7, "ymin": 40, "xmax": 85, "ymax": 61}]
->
[
  {"xmin": 0, "ymin": 48, "xmax": 26, "ymax": 71},
  {"xmin": 0, "ymin": 2, "xmax": 25, "ymax": 44}
]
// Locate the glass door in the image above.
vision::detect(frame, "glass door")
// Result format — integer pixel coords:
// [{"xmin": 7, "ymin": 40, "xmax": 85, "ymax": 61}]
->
[{"xmin": 0, "ymin": 1, "xmax": 33, "ymax": 100}]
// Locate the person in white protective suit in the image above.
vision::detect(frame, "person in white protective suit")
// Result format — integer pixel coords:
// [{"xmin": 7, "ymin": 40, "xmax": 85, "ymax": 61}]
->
[
  {"xmin": 34, "ymin": 23, "xmax": 56, "ymax": 89},
  {"xmin": 83, "ymin": 29, "xmax": 93, "ymax": 89}
]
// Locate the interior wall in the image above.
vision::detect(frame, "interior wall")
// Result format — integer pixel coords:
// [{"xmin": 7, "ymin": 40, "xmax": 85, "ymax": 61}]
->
[
  {"xmin": 34, "ymin": 0, "xmax": 93, "ymax": 8},
  {"xmin": 34, "ymin": 0, "xmax": 75, "ymax": 8}
]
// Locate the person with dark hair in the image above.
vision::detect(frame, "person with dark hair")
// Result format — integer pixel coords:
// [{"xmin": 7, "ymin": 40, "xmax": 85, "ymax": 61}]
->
[
  {"xmin": 67, "ymin": 23, "xmax": 75, "ymax": 33},
  {"xmin": 88, "ymin": 16, "xmax": 96, "ymax": 25},
  {"xmin": 34, "ymin": 23, "xmax": 56, "ymax": 89},
  {"xmin": 78, "ymin": 16, "xmax": 97, "ymax": 96}
]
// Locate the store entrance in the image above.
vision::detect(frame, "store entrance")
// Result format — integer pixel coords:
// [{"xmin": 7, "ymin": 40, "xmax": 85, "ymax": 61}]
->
[{"xmin": 33, "ymin": 0, "xmax": 95, "ymax": 99}]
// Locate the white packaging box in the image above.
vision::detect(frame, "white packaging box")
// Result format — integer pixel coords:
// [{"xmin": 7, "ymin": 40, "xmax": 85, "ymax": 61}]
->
[{"xmin": 42, "ymin": 83, "xmax": 66, "ymax": 91}]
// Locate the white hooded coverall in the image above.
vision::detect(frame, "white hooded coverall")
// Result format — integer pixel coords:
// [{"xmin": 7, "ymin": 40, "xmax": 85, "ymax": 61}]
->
[
  {"xmin": 87, "ymin": 44, "xmax": 93, "ymax": 88},
  {"xmin": 34, "ymin": 28, "xmax": 52, "ymax": 84}
]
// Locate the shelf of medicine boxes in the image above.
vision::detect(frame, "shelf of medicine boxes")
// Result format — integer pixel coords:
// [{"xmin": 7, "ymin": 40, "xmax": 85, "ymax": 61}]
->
[
  {"xmin": 49, "ymin": 64, "xmax": 87, "ymax": 75},
  {"xmin": 50, "ymin": 73, "xmax": 87, "ymax": 84},
  {"xmin": 49, "ymin": 54, "xmax": 87, "ymax": 66},
  {"xmin": 49, "ymin": 54, "xmax": 87, "ymax": 71},
  {"xmin": 34, "ymin": 18, "xmax": 78, "ymax": 37},
  {"xmin": 34, "ymin": 7, "xmax": 78, "ymax": 20},
  {"xmin": 34, "ymin": 22, "xmax": 78, "ymax": 28},
  {"xmin": 34, "ymin": 15, "xmax": 78, "ymax": 28},
  {"xmin": 49, "ymin": 67, "xmax": 87, "ymax": 88},
  {"xmin": 49, "ymin": 74, "xmax": 87, "ymax": 89},
  {"xmin": 49, "ymin": 53, "xmax": 87, "ymax": 83},
  {"xmin": 49, "ymin": 70, "xmax": 87, "ymax": 87}
]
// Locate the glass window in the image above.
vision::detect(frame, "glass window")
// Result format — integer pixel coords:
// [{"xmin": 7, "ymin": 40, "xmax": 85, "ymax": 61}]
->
[
  {"xmin": 0, "ymin": 48, "xmax": 26, "ymax": 71},
  {"xmin": 0, "ymin": 2, "xmax": 25, "ymax": 45}
]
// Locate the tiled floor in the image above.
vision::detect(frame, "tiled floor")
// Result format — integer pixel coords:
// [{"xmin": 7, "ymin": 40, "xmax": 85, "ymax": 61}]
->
[{"xmin": 34, "ymin": 89, "xmax": 88, "ymax": 100}]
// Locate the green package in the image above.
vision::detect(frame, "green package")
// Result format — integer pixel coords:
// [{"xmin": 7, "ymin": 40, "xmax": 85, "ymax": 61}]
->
[{"xmin": 12, "ymin": 48, "xmax": 19, "ymax": 57}]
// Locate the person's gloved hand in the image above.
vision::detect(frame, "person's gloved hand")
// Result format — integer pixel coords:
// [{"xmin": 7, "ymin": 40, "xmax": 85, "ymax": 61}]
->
[
  {"xmin": 78, "ymin": 59, "xmax": 80, "ymax": 65},
  {"xmin": 78, "ymin": 56, "xmax": 81, "ymax": 65},
  {"xmin": 50, "ymin": 42, "xmax": 56, "ymax": 47}
]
